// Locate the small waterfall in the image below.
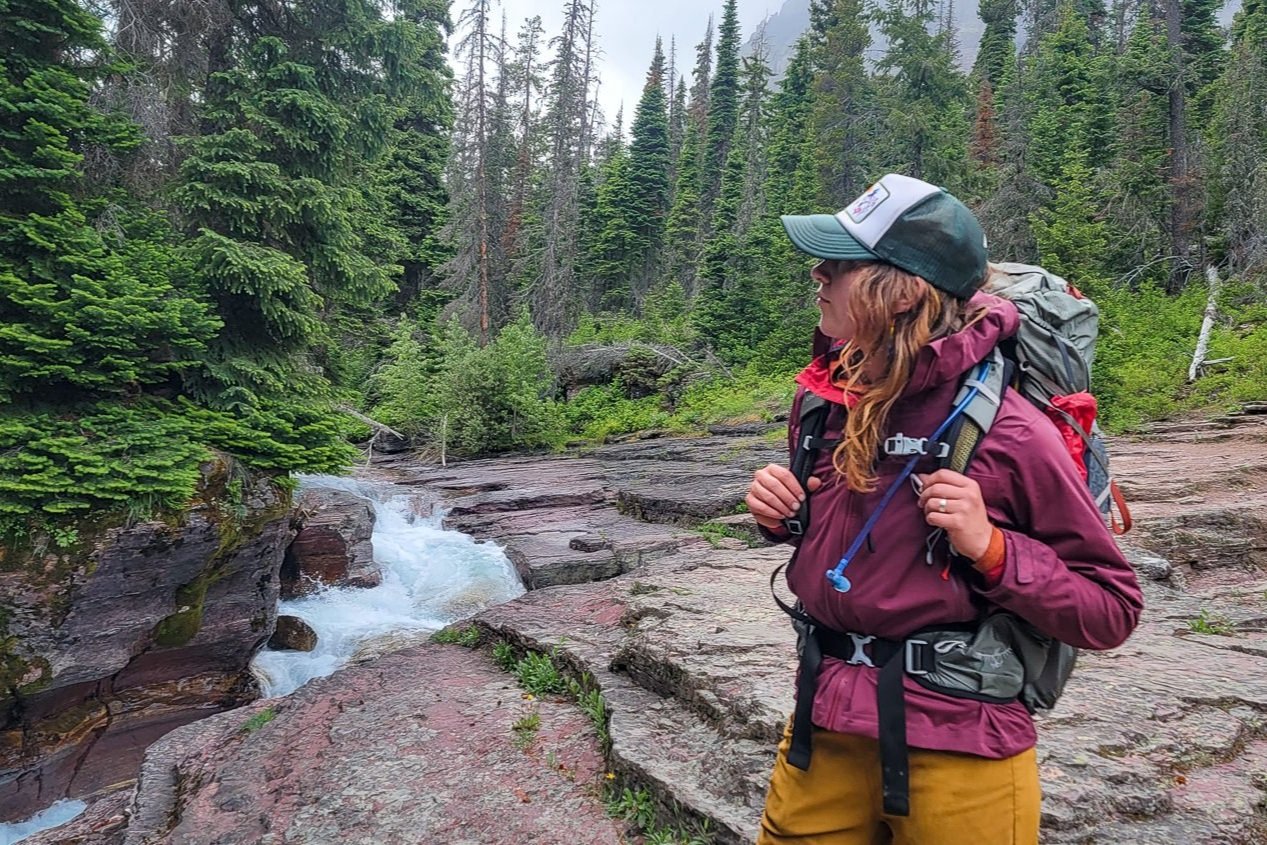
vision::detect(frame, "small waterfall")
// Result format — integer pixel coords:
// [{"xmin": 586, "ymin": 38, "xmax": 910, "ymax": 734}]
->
[{"xmin": 251, "ymin": 474, "xmax": 524, "ymax": 698}]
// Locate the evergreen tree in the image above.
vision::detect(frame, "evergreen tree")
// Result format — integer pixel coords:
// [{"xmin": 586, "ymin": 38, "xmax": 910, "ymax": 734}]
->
[
  {"xmin": 971, "ymin": 0, "xmax": 1018, "ymax": 170},
  {"xmin": 662, "ymin": 121, "xmax": 704, "ymax": 295},
  {"xmin": 443, "ymin": 0, "xmax": 506, "ymax": 344},
  {"xmin": 809, "ymin": 0, "xmax": 874, "ymax": 204},
  {"xmin": 660, "ymin": 23, "xmax": 715, "ymax": 296},
  {"xmin": 1023, "ymin": 2, "xmax": 1115, "ymax": 186},
  {"xmin": 1103, "ymin": 4, "xmax": 1171, "ymax": 278},
  {"xmin": 623, "ymin": 38, "xmax": 672, "ymax": 303},
  {"xmin": 688, "ymin": 18, "xmax": 715, "ymax": 133},
  {"xmin": 504, "ymin": 15, "xmax": 547, "ymax": 265},
  {"xmin": 700, "ymin": 0, "xmax": 742, "ymax": 225},
  {"xmin": 378, "ymin": 0, "xmax": 455, "ymax": 309},
  {"xmin": 1208, "ymin": 0, "xmax": 1267, "ymax": 281},
  {"xmin": 743, "ymin": 35, "xmax": 823, "ymax": 371},
  {"xmin": 974, "ymin": 0, "xmax": 1018, "ymax": 86},
  {"xmin": 695, "ymin": 50, "xmax": 773, "ymax": 361},
  {"xmin": 873, "ymin": 0, "xmax": 972, "ymax": 190},
  {"xmin": 177, "ymin": 1, "xmax": 417, "ymax": 401},
  {"xmin": 669, "ymin": 72, "xmax": 689, "ymax": 178},
  {"xmin": 586, "ymin": 144, "xmax": 634, "ymax": 310},
  {"xmin": 529, "ymin": 0, "xmax": 596, "ymax": 337},
  {"xmin": 1032, "ymin": 144, "xmax": 1114, "ymax": 289},
  {"xmin": 1, "ymin": 0, "xmax": 217, "ymax": 408}
]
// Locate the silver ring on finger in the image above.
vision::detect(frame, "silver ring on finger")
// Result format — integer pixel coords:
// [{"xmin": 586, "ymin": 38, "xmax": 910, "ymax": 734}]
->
[{"xmin": 938, "ymin": 498, "xmax": 948, "ymax": 514}]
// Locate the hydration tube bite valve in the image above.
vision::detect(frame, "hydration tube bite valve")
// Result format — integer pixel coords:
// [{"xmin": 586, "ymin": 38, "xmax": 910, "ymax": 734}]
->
[{"xmin": 826, "ymin": 566, "xmax": 853, "ymax": 593}]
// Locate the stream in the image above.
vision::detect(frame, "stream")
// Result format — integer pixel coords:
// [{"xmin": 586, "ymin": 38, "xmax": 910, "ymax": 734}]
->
[
  {"xmin": 1, "ymin": 472, "xmax": 523, "ymax": 842},
  {"xmin": 251, "ymin": 474, "xmax": 525, "ymax": 697}
]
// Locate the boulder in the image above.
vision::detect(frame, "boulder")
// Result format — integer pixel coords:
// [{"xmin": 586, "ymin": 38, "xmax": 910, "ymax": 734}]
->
[
  {"xmin": 268, "ymin": 615, "xmax": 317, "ymax": 652},
  {"xmin": 0, "ymin": 455, "xmax": 294, "ymax": 823},
  {"xmin": 371, "ymin": 430, "xmax": 412, "ymax": 454},
  {"xmin": 279, "ymin": 488, "xmax": 379, "ymax": 598}
]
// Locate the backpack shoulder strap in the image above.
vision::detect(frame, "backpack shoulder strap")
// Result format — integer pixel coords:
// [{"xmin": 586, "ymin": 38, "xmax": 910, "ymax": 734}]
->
[
  {"xmin": 941, "ymin": 347, "xmax": 1009, "ymax": 474},
  {"xmin": 784, "ymin": 392, "xmax": 837, "ymax": 536}
]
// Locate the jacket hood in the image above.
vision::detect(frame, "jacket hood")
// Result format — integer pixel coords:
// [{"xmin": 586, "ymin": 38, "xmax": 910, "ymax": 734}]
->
[{"xmin": 903, "ymin": 292, "xmax": 1018, "ymax": 396}]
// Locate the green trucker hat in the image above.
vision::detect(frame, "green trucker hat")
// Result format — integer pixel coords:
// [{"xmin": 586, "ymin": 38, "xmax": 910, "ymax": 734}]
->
[{"xmin": 780, "ymin": 173, "xmax": 989, "ymax": 300}]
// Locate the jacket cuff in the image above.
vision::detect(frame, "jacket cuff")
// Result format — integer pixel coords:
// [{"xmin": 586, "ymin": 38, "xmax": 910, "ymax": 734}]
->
[{"xmin": 975, "ymin": 527, "xmax": 1007, "ymax": 587}]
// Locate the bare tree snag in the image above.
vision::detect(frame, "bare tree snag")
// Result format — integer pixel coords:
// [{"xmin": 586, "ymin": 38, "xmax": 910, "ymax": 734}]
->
[{"xmin": 1189, "ymin": 265, "xmax": 1222, "ymax": 382}]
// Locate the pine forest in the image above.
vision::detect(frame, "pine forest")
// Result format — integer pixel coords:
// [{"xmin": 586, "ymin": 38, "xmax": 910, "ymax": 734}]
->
[{"xmin": 4, "ymin": 0, "xmax": 1267, "ymax": 538}]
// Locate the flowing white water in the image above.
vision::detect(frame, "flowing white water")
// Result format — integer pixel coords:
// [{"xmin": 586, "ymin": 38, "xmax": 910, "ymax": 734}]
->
[
  {"xmin": 0, "ymin": 800, "xmax": 86, "ymax": 845},
  {"xmin": 251, "ymin": 474, "xmax": 524, "ymax": 698}
]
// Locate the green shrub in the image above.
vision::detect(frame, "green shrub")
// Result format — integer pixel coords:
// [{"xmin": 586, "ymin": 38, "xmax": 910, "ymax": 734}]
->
[
  {"xmin": 562, "ymin": 383, "xmax": 670, "ymax": 441},
  {"xmin": 515, "ymin": 650, "xmax": 568, "ymax": 697},
  {"xmin": 1093, "ymin": 283, "xmax": 1206, "ymax": 431},
  {"xmin": 512, "ymin": 709, "xmax": 541, "ymax": 749},
  {"xmin": 432, "ymin": 625, "xmax": 481, "ymax": 647},
  {"xmin": 492, "ymin": 641, "xmax": 517, "ymax": 671}
]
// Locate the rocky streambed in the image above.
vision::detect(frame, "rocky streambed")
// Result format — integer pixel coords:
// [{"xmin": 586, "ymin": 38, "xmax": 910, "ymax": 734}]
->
[{"xmin": 12, "ymin": 415, "xmax": 1267, "ymax": 844}]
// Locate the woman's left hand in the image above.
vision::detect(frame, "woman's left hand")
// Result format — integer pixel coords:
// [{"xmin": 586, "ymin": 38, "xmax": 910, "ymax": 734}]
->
[{"xmin": 915, "ymin": 469, "xmax": 993, "ymax": 562}]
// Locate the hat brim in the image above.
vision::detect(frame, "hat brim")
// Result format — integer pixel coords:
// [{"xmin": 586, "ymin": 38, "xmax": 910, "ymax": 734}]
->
[{"xmin": 780, "ymin": 214, "xmax": 878, "ymax": 261}]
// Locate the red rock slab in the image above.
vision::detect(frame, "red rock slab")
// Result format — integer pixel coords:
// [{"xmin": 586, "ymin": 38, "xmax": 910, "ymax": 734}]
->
[{"xmin": 124, "ymin": 643, "xmax": 627, "ymax": 845}]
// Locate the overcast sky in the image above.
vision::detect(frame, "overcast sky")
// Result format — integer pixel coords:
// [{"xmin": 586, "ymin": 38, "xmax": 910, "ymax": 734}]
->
[{"xmin": 487, "ymin": 0, "xmax": 787, "ymax": 135}]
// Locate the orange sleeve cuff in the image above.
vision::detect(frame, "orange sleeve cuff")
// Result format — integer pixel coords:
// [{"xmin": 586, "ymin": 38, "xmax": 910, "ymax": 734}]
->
[{"xmin": 975, "ymin": 527, "xmax": 1006, "ymax": 586}]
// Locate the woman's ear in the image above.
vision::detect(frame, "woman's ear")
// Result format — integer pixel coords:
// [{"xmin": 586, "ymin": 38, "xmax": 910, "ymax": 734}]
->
[{"xmin": 891, "ymin": 284, "xmax": 927, "ymax": 315}]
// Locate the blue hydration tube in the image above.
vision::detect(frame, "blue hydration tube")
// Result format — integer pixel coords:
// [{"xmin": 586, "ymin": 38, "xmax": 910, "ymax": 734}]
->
[{"xmin": 825, "ymin": 361, "xmax": 991, "ymax": 593}]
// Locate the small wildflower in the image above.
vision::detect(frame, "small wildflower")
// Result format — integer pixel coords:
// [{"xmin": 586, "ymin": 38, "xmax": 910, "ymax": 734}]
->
[
  {"xmin": 522, "ymin": 692, "xmax": 536, "ymax": 701},
  {"xmin": 605, "ymin": 772, "xmax": 616, "ymax": 780}
]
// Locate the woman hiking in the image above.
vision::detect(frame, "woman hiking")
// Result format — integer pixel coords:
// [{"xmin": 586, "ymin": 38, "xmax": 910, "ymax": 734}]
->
[{"xmin": 746, "ymin": 173, "xmax": 1143, "ymax": 845}]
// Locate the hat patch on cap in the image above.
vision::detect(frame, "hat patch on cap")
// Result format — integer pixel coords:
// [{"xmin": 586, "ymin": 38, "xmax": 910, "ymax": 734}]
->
[{"xmin": 845, "ymin": 182, "xmax": 890, "ymax": 224}]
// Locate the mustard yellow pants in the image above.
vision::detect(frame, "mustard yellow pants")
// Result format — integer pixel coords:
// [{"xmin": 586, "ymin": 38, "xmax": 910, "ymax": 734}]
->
[{"xmin": 759, "ymin": 723, "xmax": 1041, "ymax": 845}]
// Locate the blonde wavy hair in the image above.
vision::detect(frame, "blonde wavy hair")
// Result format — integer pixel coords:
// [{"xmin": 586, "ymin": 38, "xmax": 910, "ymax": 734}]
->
[{"xmin": 830, "ymin": 261, "xmax": 988, "ymax": 493}]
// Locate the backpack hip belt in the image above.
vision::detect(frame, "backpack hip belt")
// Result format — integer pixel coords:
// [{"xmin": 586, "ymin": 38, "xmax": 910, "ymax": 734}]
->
[{"xmin": 773, "ymin": 565, "xmax": 1030, "ymax": 818}]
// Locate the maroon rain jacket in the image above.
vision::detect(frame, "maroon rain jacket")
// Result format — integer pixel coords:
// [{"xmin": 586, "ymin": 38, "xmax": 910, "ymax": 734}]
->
[{"xmin": 780, "ymin": 293, "xmax": 1143, "ymax": 759}]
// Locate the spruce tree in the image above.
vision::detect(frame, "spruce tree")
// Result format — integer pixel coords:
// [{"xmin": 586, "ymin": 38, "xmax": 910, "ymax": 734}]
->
[
  {"xmin": 1, "ymin": 0, "xmax": 216, "ymax": 407},
  {"xmin": 1103, "ymin": 5, "xmax": 1171, "ymax": 278},
  {"xmin": 1208, "ymin": 0, "xmax": 1267, "ymax": 281},
  {"xmin": 0, "ymin": 0, "xmax": 221, "ymax": 525},
  {"xmin": 700, "ymin": 0, "xmax": 742, "ymax": 225},
  {"xmin": 660, "ymin": 23, "xmax": 715, "ymax": 296},
  {"xmin": 971, "ymin": 0, "xmax": 1018, "ymax": 170},
  {"xmin": 623, "ymin": 38, "xmax": 672, "ymax": 303},
  {"xmin": 973, "ymin": 0, "xmax": 1018, "ymax": 86},
  {"xmin": 378, "ymin": 0, "xmax": 455, "ymax": 309},
  {"xmin": 443, "ymin": 0, "xmax": 506, "ymax": 344},
  {"xmin": 695, "ymin": 50, "xmax": 773, "ymax": 362},
  {"xmin": 744, "ymin": 35, "xmax": 822, "ymax": 371},
  {"xmin": 1023, "ymin": 2, "xmax": 1115, "ymax": 186},
  {"xmin": 809, "ymin": 0, "xmax": 874, "ymax": 204},
  {"xmin": 529, "ymin": 0, "xmax": 596, "ymax": 337},
  {"xmin": 505, "ymin": 15, "xmax": 547, "ymax": 266},
  {"xmin": 177, "ymin": 1, "xmax": 420, "ymax": 399},
  {"xmin": 586, "ymin": 145, "xmax": 635, "ymax": 310},
  {"xmin": 873, "ymin": 0, "xmax": 972, "ymax": 190}
]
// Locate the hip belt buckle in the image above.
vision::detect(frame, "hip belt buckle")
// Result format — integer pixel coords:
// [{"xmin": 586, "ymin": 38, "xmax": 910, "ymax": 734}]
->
[{"xmin": 846, "ymin": 633, "xmax": 876, "ymax": 668}]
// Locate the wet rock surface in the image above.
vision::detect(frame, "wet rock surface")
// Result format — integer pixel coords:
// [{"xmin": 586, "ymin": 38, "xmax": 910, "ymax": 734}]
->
[
  {"xmin": 268, "ymin": 615, "xmax": 318, "ymax": 652},
  {"xmin": 121, "ymin": 644, "xmax": 625, "ymax": 845},
  {"xmin": 19, "ymin": 789, "xmax": 131, "ymax": 845},
  {"xmin": 279, "ymin": 488, "xmax": 379, "ymax": 598},
  {"xmin": 0, "ymin": 458, "xmax": 294, "ymax": 823}
]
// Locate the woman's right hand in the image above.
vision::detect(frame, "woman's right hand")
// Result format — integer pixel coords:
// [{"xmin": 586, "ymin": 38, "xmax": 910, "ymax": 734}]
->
[{"xmin": 746, "ymin": 464, "xmax": 824, "ymax": 533}]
